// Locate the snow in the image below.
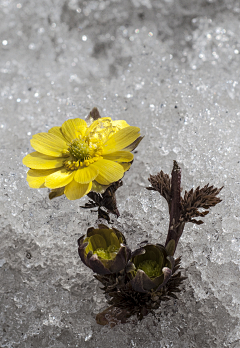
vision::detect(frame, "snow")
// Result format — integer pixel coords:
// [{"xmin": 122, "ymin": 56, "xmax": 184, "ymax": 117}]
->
[{"xmin": 1, "ymin": 0, "xmax": 240, "ymax": 347}]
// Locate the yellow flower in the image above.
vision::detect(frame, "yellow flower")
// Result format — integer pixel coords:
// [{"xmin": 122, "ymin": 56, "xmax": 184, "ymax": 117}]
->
[{"xmin": 22, "ymin": 116, "xmax": 142, "ymax": 200}]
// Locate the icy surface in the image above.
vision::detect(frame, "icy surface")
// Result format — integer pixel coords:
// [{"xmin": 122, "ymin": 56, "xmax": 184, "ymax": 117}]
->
[{"xmin": 1, "ymin": 0, "xmax": 240, "ymax": 347}]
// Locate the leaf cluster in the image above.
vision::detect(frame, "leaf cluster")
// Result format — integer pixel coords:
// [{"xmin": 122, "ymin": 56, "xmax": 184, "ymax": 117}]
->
[
  {"xmin": 147, "ymin": 172, "xmax": 222, "ymax": 225},
  {"xmin": 95, "ymin": 256, "xmax": 186, "ymax": 325},
  {"xmin": 81, "ymin": 180, "xmax": 123, "ymax": 222},
  {"xmin": 180, "ymin": 184, "xmax": 223, "ymax": 225}
]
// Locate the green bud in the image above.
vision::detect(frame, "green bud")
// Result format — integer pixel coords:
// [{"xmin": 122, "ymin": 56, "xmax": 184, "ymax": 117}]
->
[
  {"xmin": 130, "ymin": 244, "xmax": 173, "ymax": 293},
  {"xmin": 78, "ymin": 225, "xmax": 131, "ymax": 275}
]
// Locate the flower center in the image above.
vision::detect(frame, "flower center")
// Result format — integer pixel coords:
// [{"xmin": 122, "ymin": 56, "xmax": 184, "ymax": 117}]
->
[
  {"xmin": 94, "ymin": 245, "xmax": 119, "ymax": 260},
  {"xmin": 64, "ymin": 137, "xmax": 103, "ymax": 170},
  {"xmin": 137, "ymin": 260, "xmax": 161, "ymax": 278},
  {"xmin": 68, "ymin": 139, "xmax": 90, "ymax": 162}
]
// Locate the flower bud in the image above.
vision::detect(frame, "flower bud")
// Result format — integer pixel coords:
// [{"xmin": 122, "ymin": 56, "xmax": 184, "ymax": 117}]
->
[{"xmin": 78, "ymin": 225, "xmax": 131, "ymax": 275}]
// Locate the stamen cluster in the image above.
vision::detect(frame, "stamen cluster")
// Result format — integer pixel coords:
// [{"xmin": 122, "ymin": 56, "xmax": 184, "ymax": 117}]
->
[
  {"xmin": 64, "ymin": 137, "xmax": 103, "ymax": 170},
  {"xmin": 137, "ymin": 260, "xmax": 161, "ymax": 278},
  {"xmin": 68, "ymin": 138, "xmax": 90, "ymax": 162}
]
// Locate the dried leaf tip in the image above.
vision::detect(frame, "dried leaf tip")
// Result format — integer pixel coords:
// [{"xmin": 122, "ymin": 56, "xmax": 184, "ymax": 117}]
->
[
  {"xmin": 85, "ymin": 107, "xmax": 101, "ymax": 125},
  {"xmin": 147, "ymin": 171, "xmax": 171, "ymax": 206},
  {"xmin": 173, "ymin": 160, "xmax": 181, "ymax": 172}
]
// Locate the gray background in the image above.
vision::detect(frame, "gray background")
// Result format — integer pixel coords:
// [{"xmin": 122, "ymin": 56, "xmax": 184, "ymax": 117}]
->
[{"xmin": 0, "ymin": 0, "xmax": 240, "ymax": 347}]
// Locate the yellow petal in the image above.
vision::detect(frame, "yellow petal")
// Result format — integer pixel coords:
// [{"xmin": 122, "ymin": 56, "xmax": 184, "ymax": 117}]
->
[
  {"xmin": 26, "ymin": 168, "xmax": 57, "ymax": 188},
  {"xmin": 49, "ymin": 187, "xmax": 65, "ymax": 200},
  {"xmin": 91, "ymin": 234, "xmax": 108, "ymax": 250},
  {"xmin": 45, "ymin": 168, "xmax": 75, "ymax": 188},
  {"xmin": 61, "ymin": 118, "xmax": 87, "ymax": 142},
  {"xmin": 48, "ymin": 126, "xmax": 66, "ymax": 141},
  {"xmin": 31, "ymin": 133, "xmax": 68, "ymax": 157},
  {"xmin": 92, "ymin": 159, "xmax": 124, "ymax": 185},
  {"xmin": 74, "ymin": 165, "xmax": 99, "ymax": 184},
  {"xmin": 85, "ymin": 117, "xmax": 112, "ymax": 138},
  {"xmin": 102, "ymin": 151, "xmax": 134, "ymax": 162},
  {"xmin": 112, "ymin": 120, "xmax": 129, "ymax": 130},
  {"xmin": 23, "ymin": 152, "xmax": 66, "ymax": 169},
  {"xmin": 123, "ymin": 136, "xmax": 144, "ymax": 152},
  {"xmin": 64, "ymin": 180, "xmax": 92, "ymax": 200},
  {"xmin": 103, "ymin": 126, "xmax": 140, "ymax": 154},
  {"xmin": 91, "ymin": 181, "xmax": 109, "ymax": 194},
  {"xmin": 86, "ymin": 182, "xmax": 92, "ymax": 194},
  {"xmin": 120, "ymin": 162, "xmax": 131, "ymax": 172}
]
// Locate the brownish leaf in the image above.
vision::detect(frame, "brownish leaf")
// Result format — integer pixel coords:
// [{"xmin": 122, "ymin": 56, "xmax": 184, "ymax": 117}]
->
[
  {"xmin": 147, "ymin": 170, "xmax": 171, "ymax": 206},
  {"xmin": 180, "ymin": 184, "xmax": 223, "ymax": 224}
]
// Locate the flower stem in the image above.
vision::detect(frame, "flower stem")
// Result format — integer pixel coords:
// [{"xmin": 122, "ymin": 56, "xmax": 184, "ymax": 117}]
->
[{"xmin": 165, "ymin": 161, "xmax": 185, "ymax": 254}]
